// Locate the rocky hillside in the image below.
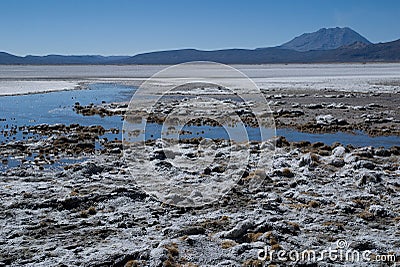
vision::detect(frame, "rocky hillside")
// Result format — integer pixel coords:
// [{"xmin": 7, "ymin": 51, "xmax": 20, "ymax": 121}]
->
[{"xmin": 279, "ymin": 27, "xmax": 371, "ymax": 52}]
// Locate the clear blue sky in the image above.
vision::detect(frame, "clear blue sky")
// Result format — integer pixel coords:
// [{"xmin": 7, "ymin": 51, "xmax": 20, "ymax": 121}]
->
[{"xmin": 1, "ymin": 0, "xmax": 399, "ymax": 56}]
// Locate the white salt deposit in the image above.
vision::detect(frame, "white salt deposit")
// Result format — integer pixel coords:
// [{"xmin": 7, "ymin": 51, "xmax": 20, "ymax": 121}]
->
[
  {"xmin": 0, "ymin": 63, "xmax": 400, "ymax": 96},
  {"xmin": 0, "ymin": 80, "xmax": 79, "ymax": 96}
]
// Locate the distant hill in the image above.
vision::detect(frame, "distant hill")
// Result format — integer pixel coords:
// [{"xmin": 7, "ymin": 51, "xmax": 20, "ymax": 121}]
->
[
  {"xmin": 0, "ymin": 52, "xmax": 25, "ymax": 64},
  {"xmin": 321, "ymin": 39, "xmax": 400, "ymax": 62},
  {"xmin": 114, "ymin": 48, "xmax": 304, "ymax": 64},
  {"xmin": 1, "ymin": 27, "xmax": 399, "ymax": 64},
  {"xmin": 22, "ymin": 55, "xmax": 130, "ymax": 64},
  {"xmin": 279, "ymin": 27, "xmax": 371, "ymax": 52},
  {"xmin": 0, "ymin": 53, "xmax": 130, "ymax": 65}
]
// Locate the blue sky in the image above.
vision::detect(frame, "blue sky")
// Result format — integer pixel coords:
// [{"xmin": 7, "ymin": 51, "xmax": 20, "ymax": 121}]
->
[{"xmin": 1, "ymin": 0, "xmax": 399, "ymax": 56}]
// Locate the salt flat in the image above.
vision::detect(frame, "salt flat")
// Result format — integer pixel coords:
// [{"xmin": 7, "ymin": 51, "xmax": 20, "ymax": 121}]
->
[
  {"xmin": 0, "ymin": 80, "xmax": 79, "ymax": 96},
  {"xmin": 0, "ymin": 63, "xmax": 400, "ymax": 96}
]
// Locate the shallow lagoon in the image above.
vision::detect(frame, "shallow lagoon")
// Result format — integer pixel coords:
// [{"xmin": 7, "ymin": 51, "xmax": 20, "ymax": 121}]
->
[
  {"xmin": 0, "ymin": 83, "xmax": 134, "ymax": 144},
  {"xmin": 0, "ymin": 83, "xmax": 398, "ymax": 148}
]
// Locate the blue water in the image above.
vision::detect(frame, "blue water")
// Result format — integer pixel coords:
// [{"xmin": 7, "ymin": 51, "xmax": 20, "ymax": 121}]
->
[
  {"xmin": 0, "ymin": 83, "xmax": 135, "ymax": 144},
  {"xmin": 126, "ymin": 122, "xmax": 398, "ymax": 149},
  {"xmin": 141, "ymin": 124, "xmax": 266, "ymax": 142},
  {"xmin": 0, "ymin": 82, "xmax": 398, "ymax": 161}
]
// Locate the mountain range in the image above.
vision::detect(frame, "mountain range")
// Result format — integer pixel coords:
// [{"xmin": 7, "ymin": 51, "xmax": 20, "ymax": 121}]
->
[{"xmin": 1, "ymin": 27, "xmax": 399, "ymax": 64}]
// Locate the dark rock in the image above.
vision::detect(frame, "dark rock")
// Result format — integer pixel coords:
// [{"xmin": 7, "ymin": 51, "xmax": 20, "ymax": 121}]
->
[
  {"xmin": 330, "ymin": 158, "xmax": 345, "ymax": 167},
  {"xmin": 212, "ymin": 166, "xmax": 225, "ymax": 173},
  {"xmin": 81, "ymin": 162, "xmax": 104, "ymax": 176},
  {"xmin": 275, "ymin": 136, "xmax": 290, "ymax": 148},
  {"xmin": 177, "ymin": 226, "xmax": 206, "ymax": 236},
  {"xmin": 375, "ymin": 148, "xmax": 391, "ymax": 157},
  {"xmin": 150, "ymin": 150, "xmax": 167, "ymax": 160},
  {"xmin": 355, "ymin": 171, "xmax": 381, "ymax": 186},
  {"xmin": 353, "ymin": 160, "xmax": 375, "ymax": 170},
  {"xmin": 350, "ymin": 240, "xmax": 376, "ymax": 251},
  {"xmin": 306, "ymin": 104, "xmax": 324, "ymax": 109}
]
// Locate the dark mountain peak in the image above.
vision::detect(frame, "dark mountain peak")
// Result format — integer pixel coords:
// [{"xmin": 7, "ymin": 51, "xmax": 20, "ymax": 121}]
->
[{"xmin": 280, "ymin": 27, "xmax": 371, "ymax": 52}]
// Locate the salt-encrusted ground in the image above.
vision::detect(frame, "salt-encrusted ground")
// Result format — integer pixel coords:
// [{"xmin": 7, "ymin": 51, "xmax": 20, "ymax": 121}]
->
[
  {"xmin": 0, "ymin": 138, "xmax": 399, "ymax": 266},
  {"xmin": 1, "ymin": 63, "xmax": 400, "ymax": 96},
  {"xmin": 0, "ymin": 81, "xmax": 80, "ymax": 96}
]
